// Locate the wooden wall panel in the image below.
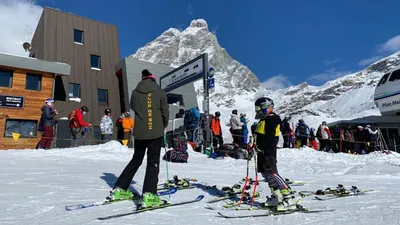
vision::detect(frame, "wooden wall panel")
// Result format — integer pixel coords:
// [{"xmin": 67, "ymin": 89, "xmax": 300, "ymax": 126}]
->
[{"xmin": 0, "ymin": 66, "xmax": 54, "ymax": 150}]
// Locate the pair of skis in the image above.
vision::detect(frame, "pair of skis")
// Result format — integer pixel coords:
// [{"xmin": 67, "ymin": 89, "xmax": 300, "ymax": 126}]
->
[
  {"xmin": 217, "ymin": 207, "xmax": 335, "ymax": 218},
  {"xmin": 65, "ymin": 187, "xmax": 178, "ymax": 211},
  {"xmin": 97, "ymin": 195, "xmax": 205, "ymax": 220}
]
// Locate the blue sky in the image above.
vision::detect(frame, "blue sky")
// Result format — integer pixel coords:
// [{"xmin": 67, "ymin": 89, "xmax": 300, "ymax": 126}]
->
[{"xmin": 36, "ymin": 0, "xmax": 400, "ymax": 87}]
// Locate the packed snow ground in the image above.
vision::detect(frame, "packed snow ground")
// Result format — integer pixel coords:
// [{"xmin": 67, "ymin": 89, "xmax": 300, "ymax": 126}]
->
[{"xmin": 1, "ymin": 141, "xmax": 400, "ymax": 225}]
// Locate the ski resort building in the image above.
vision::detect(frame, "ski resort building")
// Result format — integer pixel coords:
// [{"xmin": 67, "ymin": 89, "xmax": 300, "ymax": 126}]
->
[
  {"xmin": 29, "ymin": 8, "xmax": 121, "ymax": 146},
  {"xmin": 0, "ymin": 52, "xmax": 71, "ymax": 150},
  {"xmin": 115, "ymin": 57, "xmax": 198, "ymax": 120}
]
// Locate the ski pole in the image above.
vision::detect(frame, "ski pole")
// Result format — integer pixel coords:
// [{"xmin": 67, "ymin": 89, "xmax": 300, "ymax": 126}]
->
[
  {"xmin": 163, "ymin": 130, "xmax": 171, "ymax": 200},
  {"xmin": 237, "ymin": 158, "xmax": 249, "ymax": 209},
  {"xmin": 249, "ymin": 152, "xmax": 258, "ymax": 210},
  {"xmin": 249, "ymin": 135, "xmax": 259, "ymax": 210},
  {"xmin": 236, "ymin": 136, "xmax": 252, "ymax": 209}
]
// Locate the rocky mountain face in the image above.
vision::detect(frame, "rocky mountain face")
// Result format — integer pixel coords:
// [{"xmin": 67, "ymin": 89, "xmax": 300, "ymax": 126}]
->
[
  {"xmin": 266, "ymin": 51, "xmax": 400, "ymax": 121},
  {"xmin": 130, "ymin": 19, "xmax": 260, "ymax": 108}
]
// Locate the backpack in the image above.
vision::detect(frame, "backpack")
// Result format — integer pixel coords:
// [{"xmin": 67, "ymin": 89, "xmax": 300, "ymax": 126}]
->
[
  {"xmin": 68, "ymin": 110, "xmax": 78, "ymax": 128},
  {"xmin": 162, "ymin": 149, "xmax": 189, "ymax": 163},
  {"xmin": 316, "ymin": 126, "xmax": 322, "ymax": 139},
  {"xmin": 184, "ymin": 109, "xmax": 195, "ymax": 126}
]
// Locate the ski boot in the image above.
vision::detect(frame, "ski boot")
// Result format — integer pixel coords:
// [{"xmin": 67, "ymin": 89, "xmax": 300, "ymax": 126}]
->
[
  {"xmin": 138, "ymin": 192, "xmax": 165, "ymax": 209},
  {"xmin": 334, "ymin": 184, "xmax": 350, "ymax": 196},
  {"xmin": 261, "ymin": 188, "xmax": 281, "ymax": 208},
  {"xmin": 173, "ymin": 175, "xmax": 190, "ymax": 188},
  {"xmin": 276, "ymin": 189, "xmax": 301, "ymax": 211},
  {"xmin": 106, "ymin": 187, "xmax": 134, "ymax": 202}
]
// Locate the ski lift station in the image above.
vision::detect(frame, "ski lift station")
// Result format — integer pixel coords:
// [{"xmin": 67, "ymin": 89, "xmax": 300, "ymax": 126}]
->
[{"xmin": 115, "ymin": 57, "xmax": 199, "ymax": 120}]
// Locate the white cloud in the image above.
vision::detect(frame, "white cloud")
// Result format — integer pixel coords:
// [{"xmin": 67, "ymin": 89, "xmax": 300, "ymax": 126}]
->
[
  {"xmin": 323, "ymin": 59, "xmax": 341, "ymax": 66},
  {"xmin": 307, "ymin": 68, "xmax": 351, "ymax": 84},
  {"xmin": 378, "ymin": 34, "xmax": 400, "ymax": 53},
  {"xmin": 261, "ymin": 74, "xmax": 291, "ymax": 90},
  {"xmin": 211, "ymin": 26, "xmax": 219, "ymax": 36},
  {"xmin": 187, "ymin": 4, "xmax": 193, "ymax": 15},
  {"xmin": 0, "ymin": 0, "xmax": 42, "ymax": 56},
  {"xmin": 358, "ymin": 56, "xmax": 382, "ymax": 66}
]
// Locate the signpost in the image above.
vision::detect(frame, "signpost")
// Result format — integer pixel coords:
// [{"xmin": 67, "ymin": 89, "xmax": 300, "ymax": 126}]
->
[
  {"xmin": 160, "ymin": 53, "xmax": 213, "ymax": 149},
  {"xmin": 0, "ymin": 95, "xmax": 25, "ymax": 109}
]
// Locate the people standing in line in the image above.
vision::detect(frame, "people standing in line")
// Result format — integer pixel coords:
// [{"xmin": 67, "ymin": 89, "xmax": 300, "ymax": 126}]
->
[
  {"xmin": 240, "ymin": 113, "xmax": 249, "ymax": 146},
  {"xmin": 37, "ymin": 98, "xmax": 59, "ymax": 149},
  {"xmin": 230, "ymin": 109, "xmax": 244, "ymax": 147},
  {"xmin": 122, "ymin": 111, "xmax": 135, "ymax": 146},
  {"xmin": 108, "ymin": 69, "xmax": 169, "ymax": 208},
  {"xmin": 295, "ymin": 119, "xmax": 310, "ymax": 148},
  {"xmin": 116, "ymin": 113, "xmax": 125, "ymax": 144},
  {"xmin": 175, "ymin": 109, "xmax": 185, "ymax": 119},
  {"xmin": 211, "ymin": 111, "xmax": 223, "ymax": 149},
  {"xmin": 184, "ymin": 107, "xmax": 200, "ymax": 142},
  {"xmin": 100, "ymin": 108, "xmax": 113, "ymax": 143},
  {"xmin": 68, "ymin": 106, "xmax": 91, "ymax": 147},
  {"xmin": 280, "ymin": 116, "xmax": 292, "ymax": 148},
  {"xmin": 308, "ymin": 128, "xmax": 318, "ymax": 150},
  {"xmin": 318, "ymin": 121, "xmax": 331, "ymax": 152}
]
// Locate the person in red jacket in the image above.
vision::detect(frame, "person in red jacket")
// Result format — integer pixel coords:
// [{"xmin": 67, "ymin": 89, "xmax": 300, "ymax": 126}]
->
[{"xmin": 69, "ymin": 106, "xmax": 91, "ymax": 147}]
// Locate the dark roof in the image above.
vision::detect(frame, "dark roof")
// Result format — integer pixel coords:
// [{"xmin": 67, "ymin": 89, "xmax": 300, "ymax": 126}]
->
[{"xmin": 328, "ymin": 115, "xmax": 400, "ymax": 128}]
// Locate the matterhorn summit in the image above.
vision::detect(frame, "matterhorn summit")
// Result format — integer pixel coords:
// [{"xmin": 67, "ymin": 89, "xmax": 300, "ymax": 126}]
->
[{"xmin": 131, "ymin": 19, "xmax": 261, "ymax": 108}]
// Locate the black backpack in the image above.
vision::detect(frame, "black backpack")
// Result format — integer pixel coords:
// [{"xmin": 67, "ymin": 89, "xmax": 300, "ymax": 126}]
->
[{"xmin": 184, "ymin": 109, "xmax": 195, "ymax": 126}]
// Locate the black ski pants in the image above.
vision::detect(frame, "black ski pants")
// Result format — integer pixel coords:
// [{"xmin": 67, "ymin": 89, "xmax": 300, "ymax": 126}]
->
[{"xmin": 115, "ymin": 137, "xmax": 163, "ymax": 194}]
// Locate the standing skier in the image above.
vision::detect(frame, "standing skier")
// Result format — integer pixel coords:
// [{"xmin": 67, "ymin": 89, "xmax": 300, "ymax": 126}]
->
[
  {"xmin": 253, "ymin": 97, "xmax": 299, "ymax": 211},
  {"xmin": 100, "ymin": 108, "xmax": 113, "ymax": 142},
  {"xmin": 107, "ymin": 69, "xmax": 169, "ymax": 208}
]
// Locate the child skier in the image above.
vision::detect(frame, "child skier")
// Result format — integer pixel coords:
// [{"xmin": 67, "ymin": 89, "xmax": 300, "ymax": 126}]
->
[{"xmin": 253, "ymin": 96, "xmax": 300, "ymax": 211}]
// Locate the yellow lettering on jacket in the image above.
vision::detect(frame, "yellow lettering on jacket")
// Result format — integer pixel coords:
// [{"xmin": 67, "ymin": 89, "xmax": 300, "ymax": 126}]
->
[{"xmin": 147, "ymin": 93, "xmax": 152, "ymax": 130}]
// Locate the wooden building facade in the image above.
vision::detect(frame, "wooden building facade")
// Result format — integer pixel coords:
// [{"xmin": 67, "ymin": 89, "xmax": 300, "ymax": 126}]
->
[
  {"xmin": 0, "ymin": 52, "xmax": 71, "ymax": 150},
  {"xmin": 30, "ymin": 8, "xmax": 121, "ymax": 141}
]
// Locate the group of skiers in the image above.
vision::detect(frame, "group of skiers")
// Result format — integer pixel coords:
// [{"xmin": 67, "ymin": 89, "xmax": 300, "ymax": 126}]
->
[
  {"xmin": 279, "ymin": 118, "xmax": 380, "ymax": 154},
  {"xmin": 36, "ymin": 99, "xmax": 135, "ymax": 150}
]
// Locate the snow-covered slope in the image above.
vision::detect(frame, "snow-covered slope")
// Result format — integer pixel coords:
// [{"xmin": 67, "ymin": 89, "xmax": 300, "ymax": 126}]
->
[
  {"xmin": 131, "ymin": 19, "xmax": 400, "ymax": 131},
  {"xmin": 1, "ymin": 142, "xmax": 400, "ymax": 224}
]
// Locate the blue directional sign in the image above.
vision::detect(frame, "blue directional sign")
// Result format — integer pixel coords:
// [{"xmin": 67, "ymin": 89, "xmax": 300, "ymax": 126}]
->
[{"xmin": 208, "ymin": 78, "xmax": 215, "ymax": 89}]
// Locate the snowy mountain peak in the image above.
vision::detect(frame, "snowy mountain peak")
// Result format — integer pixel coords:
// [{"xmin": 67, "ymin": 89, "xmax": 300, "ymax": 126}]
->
[
  {"xmin": 131, "ymin": 19, "xmax": 261, "ymax": 108},
  {"xmin": 189, "ymin": 19, "xmax": 208, "ymax": 29}
]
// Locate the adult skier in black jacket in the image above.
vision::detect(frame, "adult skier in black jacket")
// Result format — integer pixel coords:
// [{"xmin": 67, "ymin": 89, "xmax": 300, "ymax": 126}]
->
[{"xmin": 281, "ymin": 116, "xmax": 292, "ymax": 148}]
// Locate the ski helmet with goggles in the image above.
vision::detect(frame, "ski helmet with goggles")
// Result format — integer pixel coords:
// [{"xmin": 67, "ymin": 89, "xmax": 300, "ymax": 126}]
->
[
  {"xmin": 215, "ymin": 111, "xmax": 221, "ymax": 117},
  {"xmin": 105, "ymin": 108, "xmax": 112, "ymax": 115},
  {"xmin": 254, "ymin": 97, "xmax": 274, "ymax": 119}
]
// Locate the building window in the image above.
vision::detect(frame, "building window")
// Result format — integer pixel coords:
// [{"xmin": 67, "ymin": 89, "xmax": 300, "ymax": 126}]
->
[
  {"xmin": 5, "ymin": 119, "xmax": 37, "ymax": 138},
  {"xmin": 166, "ymin": 93, "xmax": 184, "ymax": 106},
  {"xmin": 26, "ymin": 73, "xmax": 42, "ymax": 91},
  {"xmin": 74, "ymin": 29, "xmax": 84, "ymax": 44},
  {"xmin": 69, "ymin": 83, "xmax": 80, "ymax": 98},
  {"xmin": 91, "ymin": 54, "xmax": 101, "ymax": 70},
  {"xmin": 0, "ymin": 69, "xmax": 13, "ymax": 88},
  {"xmin": 377, "ymin": 73, "xmax": 390, "ymax": 86},
  {"xmin": 98, "ymin": 89, "xmax": 108, "ymax": 104},
  {"xmin": 389, "ymin": 69, "xmax": 400, "ymax": 82}
]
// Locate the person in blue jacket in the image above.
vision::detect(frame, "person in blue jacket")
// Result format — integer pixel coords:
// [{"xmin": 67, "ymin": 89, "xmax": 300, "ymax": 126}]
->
[
  {"xmin": 240, "ymin": 113, "xmax": 249, "ymax": 146},
  {"xmin": 184, "ymin": 107, "xmax": 200, "ymax": 142}
]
